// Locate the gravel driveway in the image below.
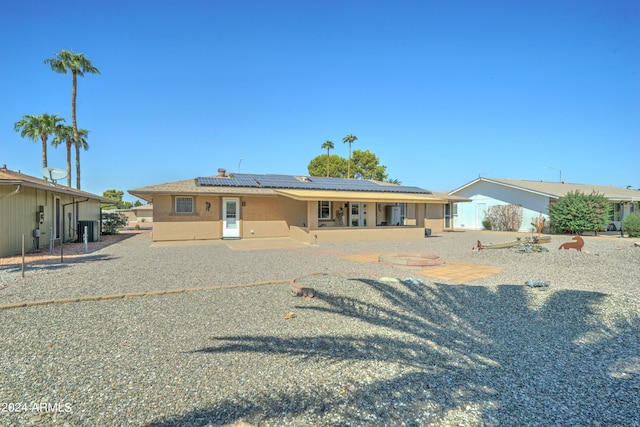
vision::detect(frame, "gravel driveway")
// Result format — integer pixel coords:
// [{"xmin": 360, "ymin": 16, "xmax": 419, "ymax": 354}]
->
[{"xmin": 1, "ymin": 231, "xmax": 639, "ymax": 426}]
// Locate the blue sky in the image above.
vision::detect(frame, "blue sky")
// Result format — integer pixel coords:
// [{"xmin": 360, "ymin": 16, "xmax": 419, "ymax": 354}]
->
[{"xmin": 1, "ymin": 1, "xmax": 638, "ymax": 201}]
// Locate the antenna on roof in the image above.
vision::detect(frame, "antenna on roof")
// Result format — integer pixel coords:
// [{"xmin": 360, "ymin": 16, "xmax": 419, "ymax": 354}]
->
[
  {"xmin": 544, "ymin": 166, "xmax": 562, "ymax": 182},
  {"xmin": 41, "ymin": 167, "xmax": 67, "ymax": 184}
]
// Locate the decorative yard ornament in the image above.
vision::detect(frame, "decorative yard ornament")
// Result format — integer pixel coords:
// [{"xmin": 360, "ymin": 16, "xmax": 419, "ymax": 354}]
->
[{"xmin": 558, "ymin": 235, "xmax": 584, "ymax": 251}]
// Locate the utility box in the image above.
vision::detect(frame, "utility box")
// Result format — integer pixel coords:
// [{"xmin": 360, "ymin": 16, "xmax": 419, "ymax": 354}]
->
[{"xmin": 77, "ymin": 220, "xmax": 99, "ymax": 242}]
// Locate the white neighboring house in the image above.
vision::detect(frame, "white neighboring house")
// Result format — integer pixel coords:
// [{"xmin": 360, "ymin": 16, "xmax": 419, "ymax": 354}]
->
[{"xmin": 449, "ymin": 178, "xmax": 640, "ymax": 232}]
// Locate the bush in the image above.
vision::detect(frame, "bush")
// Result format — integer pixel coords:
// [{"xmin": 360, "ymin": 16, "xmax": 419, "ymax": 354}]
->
[
  {"xmin": 485, "ymin": 204, "xmax": 523, "ymax": 231},
  {"xmin": 102, "ymin": 212, "xmax": 127, "ymax": 235},
  {"xmin": 622, "ymin": 212, "xmax": 640, "ymax": 237},
  {"xmin": 531, "ymin": 213, "xmax": 548, "ymax": 235},
  {"xmin": 549, "ymin": 191, "xmax": 611, "ymax": 235},
  {"xmin": 482, "ymin": 219, "xmax": 493, "ymax": 230}
]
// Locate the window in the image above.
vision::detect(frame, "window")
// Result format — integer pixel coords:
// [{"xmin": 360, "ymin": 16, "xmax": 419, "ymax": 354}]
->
[
  {"xmin": 175, "ymin": 197, "xmax": 194, "ymax": 214},
  {"xmin": 612, "ymin": 202, "xmax": 621, "ymax": 221},
  {"xmin": 318, "ymin": 201, "xmax": 331, "ymax": 219}
]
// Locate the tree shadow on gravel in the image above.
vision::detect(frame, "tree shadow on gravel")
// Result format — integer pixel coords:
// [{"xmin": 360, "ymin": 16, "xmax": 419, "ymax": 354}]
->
[
  {"xmin": 0, "ymin": 253, "xmax": 116, "ymax": 274},
  {"xmin": 147, "ymin": 279, "xmax": 640, "ymax": 427}
]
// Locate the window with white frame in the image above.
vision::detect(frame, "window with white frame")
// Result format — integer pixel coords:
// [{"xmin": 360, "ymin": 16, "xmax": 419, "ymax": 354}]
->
[
  {"xmin": 318, "ymin": 201, "xmax": 331, "ymax": 219},
  {"xmin": 175, "ymin": 196, "xmax": 194, "ymax": 214}
]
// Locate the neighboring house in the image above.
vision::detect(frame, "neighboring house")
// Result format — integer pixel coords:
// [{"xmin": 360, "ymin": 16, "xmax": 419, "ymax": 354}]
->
[
  {"xmin": 128, "ymin": 168, "xmax": 467, "ymax": 243},
  {"xmin": 102, "ymin": 204, "xmax": 153, "ymax": 224},
  {"xmin": 132, "ymin": 204, "xmax": 153, "ymax": 223},
  {"xmin": 449, "ymin": 177, "xmax": 640, "ymax": 232},
  {"xmin": 1, "ymin": 164, "xmax": 113, "ymax": 257}
]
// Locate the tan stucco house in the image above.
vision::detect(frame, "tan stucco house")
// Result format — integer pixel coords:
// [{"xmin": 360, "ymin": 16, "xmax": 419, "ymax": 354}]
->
[
  {"xmin": 1, "ymin": 165, "xmax": 113, "ymax": 257},
  {"xmin": 129, "ymin": 168, "xmax": 466, "ymax": 243}
]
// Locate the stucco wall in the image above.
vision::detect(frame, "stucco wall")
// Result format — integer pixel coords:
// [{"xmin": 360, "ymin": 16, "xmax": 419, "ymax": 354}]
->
[
  {"xmin": 241, "ymin": 196, "xmax": 307, "ymax": 238},
  {"xmin": 148, "ymin": 196, "xmax": 449, "ymax": 243},
  {"xmin": 152, "ymin": 221, "xmax": 221, "ymax": 240},
  {"xmin": 151, "ymin": 195, "xmax": 308, "ymax": 241},
  {"xmin": 152, "ymin": 195, "xmax": 220, "ymax": 222},
  {"xmin": 454, "ymin": 182, "xmax": 551, "ymax": 232}
]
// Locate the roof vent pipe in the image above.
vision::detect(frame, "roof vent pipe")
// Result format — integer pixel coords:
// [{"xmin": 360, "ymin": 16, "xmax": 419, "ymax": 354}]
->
[{"xmin": 217, "ymin": 168, "xmax": 227, "ymax": 177}]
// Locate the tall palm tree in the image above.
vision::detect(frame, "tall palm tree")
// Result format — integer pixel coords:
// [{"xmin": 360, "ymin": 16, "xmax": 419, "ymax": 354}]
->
[
  {"xmin": 52, "ymin": 125, "xmax": 88, "ymax": 187},
  {"xmin": 45, "ymin": 49, "xmax": 100, "ymax": 189},
  {"xmin": 342, "ymin": 134, "xmax": 358, "ymax": 179},
  {"xmin": 321, "ymin": 140, "xmax": 334, "ymax": 177},
  {"xmin": 14, "ymin": 113, "xmax": 66, "ymax": 176},
  {"xmin": 74, "ymin": 132, "xmax": 90, "ymax": 190}
]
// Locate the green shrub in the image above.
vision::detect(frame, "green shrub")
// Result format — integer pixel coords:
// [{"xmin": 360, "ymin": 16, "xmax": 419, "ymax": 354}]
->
[
  {"xmin": 482, "ymin": 219, "xmax": 493, "ymax": 230},
  {"xmin": 549, "ymin": 190, "xmax": 611, "ymax": 234},
  {"xmin": 102, "ymin": 212, "xmax": 127, "ymax": 235},
  {"xmin": 622, "ymin": 212, "xmax": 640, "ymax": 237}
]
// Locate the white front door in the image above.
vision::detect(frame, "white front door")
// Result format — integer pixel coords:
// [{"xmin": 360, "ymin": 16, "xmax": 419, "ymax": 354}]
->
[
  {"xmin": 349, "ymin": 202, "xmax": 367, "ymax": 227},
  {"xmin": 444, "ymin": 203, "xmax": 452, "ymax": 229},
  {"xmin": 222, "ymin": 198, "xmax": 240, "ymax": 238}
]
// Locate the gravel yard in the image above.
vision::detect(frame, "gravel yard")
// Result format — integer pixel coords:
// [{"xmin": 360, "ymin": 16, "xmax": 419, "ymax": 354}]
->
[{"xmin": 1, "ymin": 231, "xmax": 639, "ymax": 426}]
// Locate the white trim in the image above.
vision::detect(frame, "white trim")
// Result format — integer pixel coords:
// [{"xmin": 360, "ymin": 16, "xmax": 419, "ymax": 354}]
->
[{"xmin": 222, "ymin": 198, "xmax": 240, "ymax": 238}]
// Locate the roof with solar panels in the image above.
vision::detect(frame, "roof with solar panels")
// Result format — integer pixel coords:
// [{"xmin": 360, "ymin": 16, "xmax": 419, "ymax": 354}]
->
[
  {"xmin": 197, "ymin": 173, "xmax": 432, "ymax": 194},
  {"xmin": 128, "ymin": 168, "xmax": 469, "ymax": 203}
]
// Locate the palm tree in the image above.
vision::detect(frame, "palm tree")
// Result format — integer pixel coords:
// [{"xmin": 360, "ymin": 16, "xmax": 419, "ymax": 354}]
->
[
  {"xmin": 74, "ymin": 131, "xmax": 90, "ymax": 190},
  {"xmin": 45, "ymin": 49, "xmax": 100, "ymax": 189},
  {"xmin": 321, "ymin": 140, "xmax": 334, "ymax": 177},
  {"xmin": 52, "ymin": 125, "xmax": 88, "ymax": 187},
  {"xmin": 14, "ymin": 114, "xmax": 66, "ymax": 176},
  {"xmin": 342, "ymin": 134, "xmax": 358, "ymax": 179}
]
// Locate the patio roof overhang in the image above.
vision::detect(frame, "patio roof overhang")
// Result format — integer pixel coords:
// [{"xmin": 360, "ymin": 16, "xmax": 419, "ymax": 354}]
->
[{"xmin": 274, "ymin": 189, "xmax": 449, "ymax": 203}]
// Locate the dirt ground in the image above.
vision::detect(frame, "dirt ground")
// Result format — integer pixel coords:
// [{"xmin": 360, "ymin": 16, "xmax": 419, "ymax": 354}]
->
[{"xmin": 0, "ymin": 229, "xmax": 148, "ymax": 266}]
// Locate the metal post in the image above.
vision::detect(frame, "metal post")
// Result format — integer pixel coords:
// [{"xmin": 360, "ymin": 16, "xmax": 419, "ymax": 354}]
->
[
  {"xmin": 21, "ymin": 234, "xmax": 25, "ymax": 278},
  {"xmin": 83, "ymin": 225, "xmax": 88, "ymax": 252}
]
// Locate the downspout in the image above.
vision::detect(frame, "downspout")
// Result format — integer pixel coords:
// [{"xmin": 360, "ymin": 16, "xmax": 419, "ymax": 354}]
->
[
  {"xmin": 0, "ymin": 184, "xmax": 22, "ymax": 200},
  {"xmin": 60, "ymin": 198, "xmax": 90, "ymax": 263}
]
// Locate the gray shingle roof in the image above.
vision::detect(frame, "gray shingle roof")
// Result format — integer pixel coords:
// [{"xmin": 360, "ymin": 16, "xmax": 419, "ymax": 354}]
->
[{"xmin": 451, "ymin": 177, "xmax": 640, "ymax": 201}]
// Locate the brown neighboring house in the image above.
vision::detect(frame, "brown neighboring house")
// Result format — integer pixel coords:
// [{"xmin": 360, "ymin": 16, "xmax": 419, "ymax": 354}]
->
[
  {"xmin": 129, "ymin": 168, "xmax": 468, "ymax": 243},
  {"xmin": 1, "ymin": 164, "xmax": 113, "ymax": 257}
]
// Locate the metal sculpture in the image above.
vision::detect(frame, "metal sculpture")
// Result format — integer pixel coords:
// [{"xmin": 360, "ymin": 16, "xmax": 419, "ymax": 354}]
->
[{"xmin": 558, "ymin": 235, "xmax": 584, "ymax": 251}]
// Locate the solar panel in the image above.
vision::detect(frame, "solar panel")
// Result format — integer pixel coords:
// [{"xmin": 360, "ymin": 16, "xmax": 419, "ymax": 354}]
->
[
  {"xmin": 197, "ymin": 173, "xmax": 431, "ymax": 194},
  {"xmin": 197, "ymin": 176, "xmax": 259, "ymax": 187}
]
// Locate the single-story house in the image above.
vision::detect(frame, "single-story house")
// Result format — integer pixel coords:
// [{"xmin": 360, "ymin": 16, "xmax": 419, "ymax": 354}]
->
[
  {"xmin": 131, "ymin": 204, "xmax": 153, "ymax": 223},
  {"xmin": 449, "ymin": 177, "xmax": 640, "ymax": 232},
  {"xmin": 102, "ymin": 204, "xmax": 153, "ymax": 224},
  {"xmin": 1, "ymin": 164, "xmax": 113, "ymax": 257},
  {"xmin": 128, "ymin": 168, "xmax": 468, "ymax": 243}
]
